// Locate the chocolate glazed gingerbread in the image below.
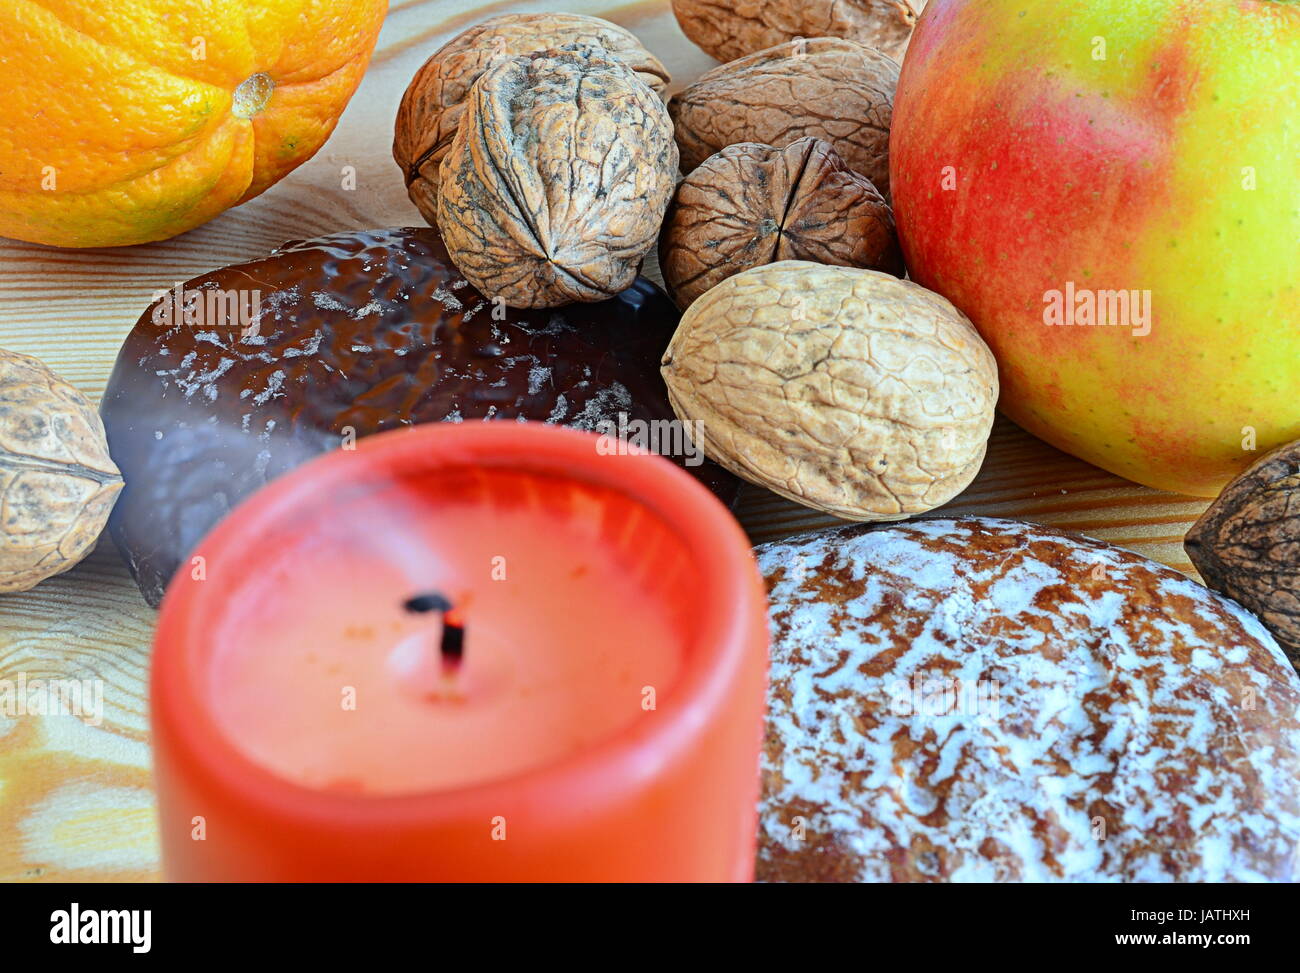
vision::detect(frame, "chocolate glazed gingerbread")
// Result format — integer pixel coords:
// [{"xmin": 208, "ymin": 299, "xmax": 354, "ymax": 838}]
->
[{"xmin": 101, "ymin": 227, "xmax": 737, "ymax": 606}]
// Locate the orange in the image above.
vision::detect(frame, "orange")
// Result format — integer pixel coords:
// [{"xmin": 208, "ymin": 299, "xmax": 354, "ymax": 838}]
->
[{"xmin": 0, "ymin": 0, "xmax": 387, "ymax": 248}]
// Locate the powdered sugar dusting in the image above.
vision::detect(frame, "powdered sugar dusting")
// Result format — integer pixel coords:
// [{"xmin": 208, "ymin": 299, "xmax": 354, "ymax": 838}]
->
[
  {"xmin": 755, "ymin": 517, "xmax": 1300, "ymax": 882},
  {"xmin": 567, "ymin": 382, "xmax": 633, "ymax": 431}
]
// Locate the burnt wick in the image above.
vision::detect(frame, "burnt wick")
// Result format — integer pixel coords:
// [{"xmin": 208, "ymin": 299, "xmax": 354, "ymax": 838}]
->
[
  {"xmin": 404, "ymin": 592, "xmax": 453, "ymax": 614},
  {"xmin": 438, "ymin": 614, "xmax": 465, "ymax": 675},
  {"xmin": 403, "ymin": 591, "xmax": 465, "ymax": 676}
]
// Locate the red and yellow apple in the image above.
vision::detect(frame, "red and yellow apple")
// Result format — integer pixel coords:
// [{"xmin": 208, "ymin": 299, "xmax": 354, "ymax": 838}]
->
[{"xmin": 891, "ymin": 0, "xmax": 1300, "ymax": 497}]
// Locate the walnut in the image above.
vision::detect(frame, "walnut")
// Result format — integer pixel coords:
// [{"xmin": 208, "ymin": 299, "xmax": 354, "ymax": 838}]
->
[
  {"xmin": 0, "ymin": 349, "xmax": 122, "ymax": 592},
  {"xmin": 671, "ymin": 0, "xmax": 919, "ymax": 64},
  {"xmin": 394, "ymin": 13, "xmax": 669, "ymax": 227},
  {"xmin": 437, "ymin": 45, "xmax": 678, "ymax": 308},
  {"xmin": 669, "ymin": 37, "xmax": 899, "ymax": 199},
  {"xmin": 660, "ymin": 261, "xmax": 997, "ymax": 519},
  {"xmin": 1185, "ymin": 439, "xmax": 1300, "ymax": 666},
  {"xmin": 659, "ymin": 137, "xmax": 903, "ymax": 309}
]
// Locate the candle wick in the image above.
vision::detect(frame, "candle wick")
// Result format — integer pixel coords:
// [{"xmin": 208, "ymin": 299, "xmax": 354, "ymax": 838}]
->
[
  {"xmin": 403, "ymin": 592, "xmax": 452, "ymax": 615},
  {"xmin": 403, "ymin": 592, "xmax": 465, "ymax": 678},
  {"xmin": 439, "ymin": 611, "xmax": 465, "ymax": 676}
]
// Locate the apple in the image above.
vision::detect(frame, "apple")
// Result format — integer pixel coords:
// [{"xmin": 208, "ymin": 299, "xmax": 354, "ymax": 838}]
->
[{"xmin": 890, "ymin": 0, "xmax": 1300, "ymax": 497}]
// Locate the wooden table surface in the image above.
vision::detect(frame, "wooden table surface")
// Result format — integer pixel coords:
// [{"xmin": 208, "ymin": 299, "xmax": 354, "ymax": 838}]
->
[{"xmin": 0, "ymin": 0, "xmax": 1210, "ymax": 882}]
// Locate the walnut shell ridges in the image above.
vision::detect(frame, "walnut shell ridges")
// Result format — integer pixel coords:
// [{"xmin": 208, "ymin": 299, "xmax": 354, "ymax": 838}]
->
[
  {"xmin": 659, "ymin": 137, "xmax": 903, "ymax": 309},
  {"xmin": 660, "ymin": 261, "xmax": 997, "ymax": 520},
  {"xmin": 671, "ymin": 0, "xmax": 919, "ymax": 64},
  {"xmin": 438, "ymin": 45, "xmax": 678, "ymax": 308},
  {"xmin": 394, "ymin": 13, "xmax": 670, "ymax": 226},
  {"xmin": 0, "ymin": 349, "xmax": 122, "ymax": 593},
  {"xmin": 669, "ymin": 37, "xmax": 899, "ymax": 199},
  {"xmin": 1185, "ymin": 438, "xmax": 1300, "ymax": 666}
]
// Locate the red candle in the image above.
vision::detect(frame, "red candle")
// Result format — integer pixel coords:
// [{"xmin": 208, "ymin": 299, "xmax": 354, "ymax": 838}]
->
[
  {"xmin": 151, "ymin": 422, "xmax": 768, "ymax": 881},
  {"xmin": 208, "ymin": 480, "xmax": 687, "ymax": 794}
]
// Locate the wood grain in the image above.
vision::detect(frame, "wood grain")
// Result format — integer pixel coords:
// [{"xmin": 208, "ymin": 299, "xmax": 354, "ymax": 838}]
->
[{"xmin": 0, "ymin": 0, "xmax": 1208, "ymax": 883}]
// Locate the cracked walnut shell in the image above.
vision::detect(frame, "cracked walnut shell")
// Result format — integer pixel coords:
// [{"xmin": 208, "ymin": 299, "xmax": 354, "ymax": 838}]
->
[
  {"xmin": 437, "ymin": 45, "xmax": 678, "ymax": 308},
  {"xmin": 660, "ymin": 262, "xmax": 997, "ymax": 520},
  {"xmin": 0, "ymin": 348, "xmax": 122, "ymax": 592},
  {"xmin": 669, "ymin": 37, "xmax": 899, "ymax": 199},
  {"xmin": 671, "ymin": 0, "xmax": 920, "ymax": 64},
  {"xmin": 659, "ymin": 137, "xmax": 904, "ymax": 309},
  {"xmin": 394, "ymin": 13, "xmax": 669, "ymax": 227},
  {"xmin": 1186, "ymin": 438, "xmax": 1300, "ymax": 666}
]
